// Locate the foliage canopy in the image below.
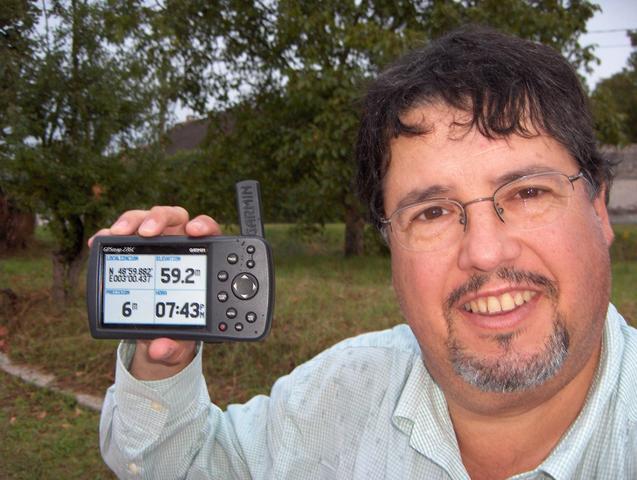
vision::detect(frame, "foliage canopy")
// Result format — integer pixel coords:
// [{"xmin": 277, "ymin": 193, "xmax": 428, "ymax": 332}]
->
[{"xmin": 1, "ymin": 0, "xmax": 605, "ymax": 300}]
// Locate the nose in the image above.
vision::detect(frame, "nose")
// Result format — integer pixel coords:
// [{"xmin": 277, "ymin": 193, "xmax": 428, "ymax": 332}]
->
[{"xmin": 457, "ymin": 201, "xmax": 521, "ymax": 272}]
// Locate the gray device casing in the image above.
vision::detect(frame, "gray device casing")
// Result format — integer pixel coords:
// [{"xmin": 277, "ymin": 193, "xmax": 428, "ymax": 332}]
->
[{"xmin": 86, "ymin": 180, "xmax": 274, "ymax": 342}]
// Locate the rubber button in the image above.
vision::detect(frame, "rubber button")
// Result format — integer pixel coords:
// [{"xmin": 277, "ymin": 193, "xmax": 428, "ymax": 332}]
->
[
  {"xmin": 232, "ymin": 273, "xmax": 259, "ymax": 300},
  {"xmin": 246, "ymin": 312, "xmax": 257, "ymax": 323},
  {"xmin": 217, "ymin": 292, "xmax": 228, "ymax": 302},
  {"xmin": 227, "ymin": 253, "xmax": 238, "ymax": 264},
  {"xmin": 235, "ymin": 322, "xmax": 244, "ymax": 331},
  {"xmin": 247, "ymin": 245, "xmax": 256, "ymax": 254},
  {"xmin": 226, "ymin": 308, "xmax": 237, "ymax": 319},
  {"xmin": 247, "ymin": 260, "xmax": 255, "ymax": 268},
  {"xmin": 219, "ymin": 322, "xmax": 227, "ymax": 332},
  {"xmin": 218, "ymin": 271, "xmax": 229, "ymax": 281}
]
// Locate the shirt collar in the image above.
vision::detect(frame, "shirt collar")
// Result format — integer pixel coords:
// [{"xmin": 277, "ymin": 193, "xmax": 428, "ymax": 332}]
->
[
  {"xmin": 392, "ymin": 353, "xmax": 470, "ymax": 479},
  {"xmin": 537, "ymin": 303, "xmax": 625, "ymax": 480}
]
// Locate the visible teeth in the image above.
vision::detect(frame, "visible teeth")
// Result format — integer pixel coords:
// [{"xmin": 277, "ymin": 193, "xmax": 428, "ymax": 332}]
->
[
  {"xmin": 487, "ymin": 296, "xmax": 502, "ymax": 313},
  {"xmin": 500, "ymin": 293, "xmax": 515, "ymax": 312},
  {"xmin": 463, "ymin": 290, "xmax": 536, "ymax": 315},
  {"xmin": 477, "ymin": 298, "xmax": 487, "ymax": 313}
]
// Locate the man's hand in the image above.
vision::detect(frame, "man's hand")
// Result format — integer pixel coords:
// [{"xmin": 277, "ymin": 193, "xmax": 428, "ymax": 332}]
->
[{"xmin": 89, "ymin": 206, "xmax": 221, "ymax": 380}]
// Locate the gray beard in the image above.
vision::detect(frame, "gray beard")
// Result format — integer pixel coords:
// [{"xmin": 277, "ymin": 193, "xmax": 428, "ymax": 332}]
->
[
  {"xmin": 447, "ymin": 315, "xmax": 570, "ymax": 393},
  {"xmin": 443, "ymin": 267, "xmax": 569, "ymax": 393}
]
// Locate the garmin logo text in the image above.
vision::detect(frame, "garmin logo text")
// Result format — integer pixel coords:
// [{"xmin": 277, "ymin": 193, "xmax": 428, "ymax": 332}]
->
[{"xmin": 240, "ymin": 185, "xmax": 258, "ymax": 236}]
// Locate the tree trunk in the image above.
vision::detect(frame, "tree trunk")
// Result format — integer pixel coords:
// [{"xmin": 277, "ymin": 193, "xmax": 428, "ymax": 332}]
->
[
  {"xmin": 0, "ymin": 192, "xmax": 35, "ymax": 251},
  {"xmin": 50, "ymin": 212, "xmax": 88, "ymax": 306},
  {"xmin": 344, "ymin": 201, "xmax": 365, "ymax": 256},
  {"xmin": 51, "ymin": 248, "xmax": 87, "ymax": 306}
]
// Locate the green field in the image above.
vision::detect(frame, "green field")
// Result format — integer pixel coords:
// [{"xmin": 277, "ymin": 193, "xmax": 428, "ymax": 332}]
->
[{"xmin": 0, "ymin": 223, "xmax": 635, "ymax": 478}]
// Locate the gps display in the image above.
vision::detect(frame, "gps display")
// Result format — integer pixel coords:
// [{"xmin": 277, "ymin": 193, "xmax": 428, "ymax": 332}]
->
[{"xmin": 102, "ymin": 246, "xmax": 207, "ymax": 327}]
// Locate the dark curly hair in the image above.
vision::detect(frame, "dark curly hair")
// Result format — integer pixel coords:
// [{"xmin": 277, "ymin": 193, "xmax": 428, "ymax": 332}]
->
[{"xmin": 355, "ymin": 25, "xmax": 613, "ymax": 230}]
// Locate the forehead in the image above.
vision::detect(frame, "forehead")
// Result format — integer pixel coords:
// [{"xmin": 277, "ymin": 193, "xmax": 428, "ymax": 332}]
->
[{"xmin": 383, "ymin": 104, "xmax": 578, "ymax": 210}]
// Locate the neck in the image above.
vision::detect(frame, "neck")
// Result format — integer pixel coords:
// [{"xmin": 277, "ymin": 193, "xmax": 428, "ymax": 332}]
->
[{"xmin": 447, "ymin": 342, "xmax": 601, "ymax": 480}]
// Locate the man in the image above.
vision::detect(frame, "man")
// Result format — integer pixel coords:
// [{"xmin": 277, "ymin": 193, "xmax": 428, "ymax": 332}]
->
[{"xmin": 95, "ymin": 26, "xmax": 636, "ymax": 479}]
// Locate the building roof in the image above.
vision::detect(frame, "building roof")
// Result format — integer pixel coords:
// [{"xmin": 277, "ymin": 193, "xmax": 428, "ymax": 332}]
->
[{"xmin": 164, "ymin": 117, "xmax": 210, "ymax": 155}]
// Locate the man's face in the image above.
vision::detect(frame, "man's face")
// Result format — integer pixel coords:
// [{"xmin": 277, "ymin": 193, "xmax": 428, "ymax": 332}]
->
[{"xmin": 384, "ymin": 104, "xmax": 614, "ymax": 412}]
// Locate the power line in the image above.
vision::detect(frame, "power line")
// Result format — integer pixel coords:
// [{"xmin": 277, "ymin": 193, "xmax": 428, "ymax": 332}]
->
[{"xmin": 588, "ymin": 28, "xmax": 636, "ymax": 34}]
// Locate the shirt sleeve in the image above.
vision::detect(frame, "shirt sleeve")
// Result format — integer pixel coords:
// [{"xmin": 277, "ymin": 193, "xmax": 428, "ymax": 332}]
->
[{"xmin": 99, "ymin": 341, "xmax": 278, "ymax": 479}]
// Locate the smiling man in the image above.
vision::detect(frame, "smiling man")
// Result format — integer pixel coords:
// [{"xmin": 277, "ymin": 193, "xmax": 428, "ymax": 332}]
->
[{"xmin": 98, "ymin": 27, "xmax": 636, "ymax": 479}]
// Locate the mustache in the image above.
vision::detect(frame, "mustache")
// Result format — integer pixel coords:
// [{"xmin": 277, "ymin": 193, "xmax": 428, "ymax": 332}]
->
[{"xmin": 444, "ymin": 267, "xmax": 558, "ymax": 311}]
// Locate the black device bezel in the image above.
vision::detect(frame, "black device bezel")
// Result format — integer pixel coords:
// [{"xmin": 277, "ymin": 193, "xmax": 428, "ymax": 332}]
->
[{"xmin": 87, "ymin": 235, "xmax": 273, "ymax": 342}]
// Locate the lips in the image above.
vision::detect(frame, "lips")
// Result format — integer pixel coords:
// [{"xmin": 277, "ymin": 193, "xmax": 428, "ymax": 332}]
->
[{"xmin": 463, "ymin": 290, "xmax": 537, "ymax": 315}]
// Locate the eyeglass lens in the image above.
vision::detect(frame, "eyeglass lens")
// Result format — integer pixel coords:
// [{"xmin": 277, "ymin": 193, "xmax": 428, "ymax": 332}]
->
[{"xmin": 389, "ymin": 172, "xmax": 577, "ymax": 252}]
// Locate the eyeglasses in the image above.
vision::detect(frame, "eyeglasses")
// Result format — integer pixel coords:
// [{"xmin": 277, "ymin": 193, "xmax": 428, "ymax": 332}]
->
[{"xmin": 380, "ymin": 170, "xmax": 586, "ymax": 252}]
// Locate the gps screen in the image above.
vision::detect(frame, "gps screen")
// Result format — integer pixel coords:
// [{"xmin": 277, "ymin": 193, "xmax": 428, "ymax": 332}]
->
[{"xmin": 101, "ymin": 245, "xmax": 207, "ymax": 327}]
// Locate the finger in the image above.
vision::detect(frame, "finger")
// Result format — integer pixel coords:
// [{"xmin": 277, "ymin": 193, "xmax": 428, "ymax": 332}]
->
[
  {"xmin": 147, "ymin": 338, "xmax": 196, "ymax": 364},
  {"xmin": 138, "ymin": 206, "xmax": 190, "ymax": 237},
  {"xmin": 185, "ymin": 215, "xmax": 222, "ymax": 237},
  {"xmin": 110, "ymin": 210, "xmax": 152, "ymax": 235},
  {"xmin": 88, "ymin": 228, "xmax": 111, "ymax": 248}
]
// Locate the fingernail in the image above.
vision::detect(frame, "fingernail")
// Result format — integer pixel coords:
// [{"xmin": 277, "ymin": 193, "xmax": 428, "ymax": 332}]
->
[
  {"xmin": 140, "ymin": 218, "xmax": 157, "ymax": 233},
  {"xmin": 112, "ymin": 219, "xmax": 128, "ymax": 230}
]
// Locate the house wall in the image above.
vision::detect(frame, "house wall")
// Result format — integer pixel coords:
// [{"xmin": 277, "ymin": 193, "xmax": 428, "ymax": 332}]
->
[{"xmin": 603, "ymin": 145, "xmax": 637, "ymax": 224}]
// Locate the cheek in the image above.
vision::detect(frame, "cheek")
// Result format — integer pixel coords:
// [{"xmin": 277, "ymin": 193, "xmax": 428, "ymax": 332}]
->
[
  {"xmin": 533, "ymin": 211, "xmax": 612, "ymax": 318},
  {"xmin": 391, "ymin": 250, "xmax": 452, "ymax": 340}
]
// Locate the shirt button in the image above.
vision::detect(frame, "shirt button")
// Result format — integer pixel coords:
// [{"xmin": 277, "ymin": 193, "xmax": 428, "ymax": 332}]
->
[
  {"xmin": 150, "ymin": 401, "xmax": 165, "ymax": 412},
  {"xmin": 127, "ymin": 462, "xmax": 140, "ymax": 475}
]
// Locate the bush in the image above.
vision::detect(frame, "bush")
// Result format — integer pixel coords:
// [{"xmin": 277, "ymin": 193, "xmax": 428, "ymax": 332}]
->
[{"xmin": 611, "ymin": 225, "xmax": 637, "ymax": 262}]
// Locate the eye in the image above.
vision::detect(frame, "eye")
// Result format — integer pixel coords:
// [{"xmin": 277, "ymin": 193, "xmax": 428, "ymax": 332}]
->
[
  {"xmin": 516, "ymin": 186, "xmax": 544, "ymax": 199},
  {"xmin": 507, "ymin": 182, "xmax": 559, "ymax": 202},
  {"xmin": 413, "ymin": 204, "xmax": 452, "ymax": 221}
]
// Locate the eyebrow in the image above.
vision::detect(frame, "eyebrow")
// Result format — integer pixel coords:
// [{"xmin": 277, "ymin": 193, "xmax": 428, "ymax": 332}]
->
[
  {"xmin": 393, "ymin": 185, "xmax": 452, "ymax": 212},
  {"xmin": 492, "ymin": 165, "xmax": 557, "ymax": 186},
  {"xmin": 392, "ymin": 164, "xmax": 560, "ymax": 213}
]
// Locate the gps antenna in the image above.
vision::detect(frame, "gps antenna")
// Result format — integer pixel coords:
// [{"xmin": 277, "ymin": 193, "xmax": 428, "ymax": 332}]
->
[{"xmin": 236, "ymin": 180, "xmax": 265, "ymax": 238}]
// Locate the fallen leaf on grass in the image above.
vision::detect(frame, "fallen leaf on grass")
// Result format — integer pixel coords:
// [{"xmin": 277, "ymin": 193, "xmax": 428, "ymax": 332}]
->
[
  {"xmin": 61, "ymin": 423, "xmax": 71, "ymax": 429},
  {"xmin": 10, "ymin": 416, "xmax": 17, "ymax": 425},
  {"xmin": 36, "ymin": 411, "xmax": 47, "ymax": 420},
  {"xmin": 0, "ymin": 326, "xmax": 8, "ymax": 337}
]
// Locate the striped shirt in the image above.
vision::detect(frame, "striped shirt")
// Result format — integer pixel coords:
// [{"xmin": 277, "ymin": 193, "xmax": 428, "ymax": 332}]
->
[{"xmin": 100, "ymin": 304, "xmax": 637, "ymax": 479}]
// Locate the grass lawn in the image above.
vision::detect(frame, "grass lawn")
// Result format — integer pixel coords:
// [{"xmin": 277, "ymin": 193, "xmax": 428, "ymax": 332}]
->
[
  {"xmin": 0, "ymin": 370, "xmax": 114, "ymax": 479},
  {"xmin": 0, "ymin": 223, "xmax": 635, "ymax": 478}
]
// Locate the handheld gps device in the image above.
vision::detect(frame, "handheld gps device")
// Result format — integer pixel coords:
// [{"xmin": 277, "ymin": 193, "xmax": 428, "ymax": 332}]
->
[{"xmin": 86, "ymin": 180, "xmax": 274, "ymax": 342}]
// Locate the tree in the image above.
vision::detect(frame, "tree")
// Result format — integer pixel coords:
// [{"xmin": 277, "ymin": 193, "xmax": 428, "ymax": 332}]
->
[
  {"xmin": 0, "ymin": 1, "xmax": 40, "ymax": 251},
  {"xmin": 2, "ymin": 0, "xmax": 160, "ymax": 303},
  {"xmin": 0, "ymin": 0, "xmax": 39, "ymax": 143},
  {"xmin": 174, "ymin": 0, "xmax": 600, "ymax": 255},
  {"xmin": 591, "ymin": 30, "xmax": 637, "ymax": 145}
]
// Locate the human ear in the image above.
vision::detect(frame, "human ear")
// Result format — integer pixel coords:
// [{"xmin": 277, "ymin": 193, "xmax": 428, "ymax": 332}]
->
[{"xmin": 592, "ymin": 184, "xmax": 615, "ymax": 248}]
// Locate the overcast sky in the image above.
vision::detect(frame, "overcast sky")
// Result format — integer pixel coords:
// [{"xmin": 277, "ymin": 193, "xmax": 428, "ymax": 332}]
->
[{"xmin": 580, "ymin": 0, "xmax": 637, "ymax": 88}]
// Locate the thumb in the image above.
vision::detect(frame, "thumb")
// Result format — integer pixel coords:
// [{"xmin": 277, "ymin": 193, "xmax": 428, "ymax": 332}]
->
[{"xmin": 147, "ymin": 338, "xmax": 194, "ymax": 364}]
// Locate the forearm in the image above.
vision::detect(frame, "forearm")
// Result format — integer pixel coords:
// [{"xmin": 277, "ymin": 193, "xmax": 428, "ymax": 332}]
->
[{"xmin": 99, "ymin": 342, "xmax": 261, "ymax": 479}]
